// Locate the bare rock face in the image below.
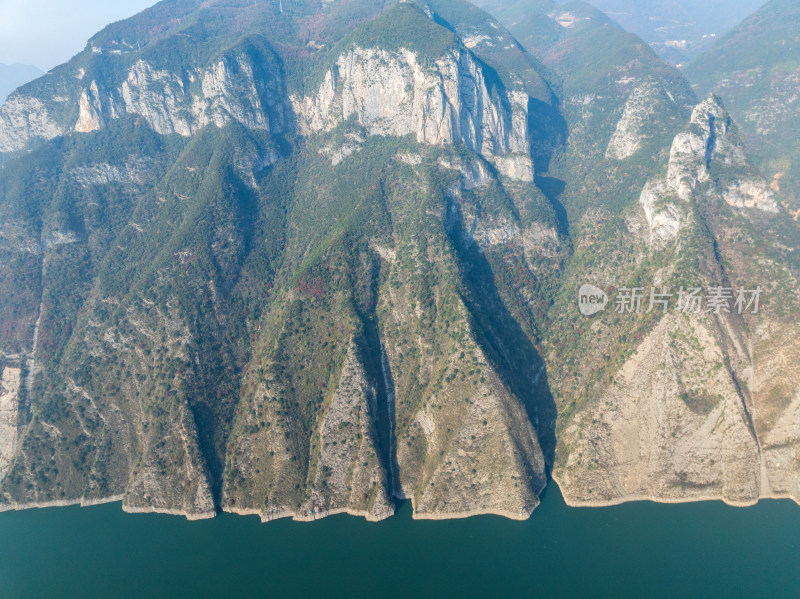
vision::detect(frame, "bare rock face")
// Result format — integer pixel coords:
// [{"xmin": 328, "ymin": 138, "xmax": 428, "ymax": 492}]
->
[
  {"xmin": 75, "ymin": 81, "xmax": 106, "ymax": 133},
  {"xmin": 668, "ymin": 95, "xmax": 777, "ymax": 212},
  {"xmin": 558, "ymin": 313, "xmax": 761, "ymax": 506},
  {"xmin": 0, "ymin": 46, "xmax": 288, "ymax": 153},
  {"xmin": 293, "ymin": 46, "xmax": 535, "ymax": 181},
  {"xmin": 117, "ymin": 56, "xmax": 286, "ymax": 136},
  {"xmin": 639, "ymin": 95, "xmax": 779, "ymax": 247},
  {"xmin": 0, "ymin": 96, "xmax": 66, "ymax": 152},
  {"xmin": 0, "ymin": 367, "xmax": 21, "ymax": 479},
  {"xmin": 606, "ymin": 79, "xmax": 673, "ymax": 160},
  {"xmin": 638, "ymin": 180, "xmax": 683, "ymax": 247},
  {"xmin": 752, "ymin": 327, "xmax": 800, "ymax": 501}
]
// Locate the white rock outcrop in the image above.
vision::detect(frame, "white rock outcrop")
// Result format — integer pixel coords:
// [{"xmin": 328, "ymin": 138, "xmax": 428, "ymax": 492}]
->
[
  {"xmin": 638, "ymin": 180, "xmax": 682, "ymax": 246},
  {"xmin": 117, "ymin": 55, "xmax": 286, "ymax": 136},
  {"xmin": 639, "ymin": 95, "xmax": 778, "ymax": 245},
  {"xmin": 1, "ymin": 51, "xmax": 288, "ymax": 152},
  {"xmin": 293, "ymin": 46, "xmax": 534, "ymax": 180},
  {"xmin": 75, "ymin": 81, "xmax": 106, "ymax": 133},
  {"xmin": 606, "ymin": 80, "xmax": 665, "ymax": 160},
  {"xmin": 0, "ymin": 366, "xmax": 21, "ymax": 478},
  {"xmin": 668, "ymin": 95, "xmax": 777, "ymax": 212},
  {"xmin": 0, "ymin": 96, "xmax": 66, "ymax": 152}
]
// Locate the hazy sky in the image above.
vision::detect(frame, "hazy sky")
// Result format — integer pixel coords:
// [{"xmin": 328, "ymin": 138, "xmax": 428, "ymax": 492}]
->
[{"xmin": 0, "ymin": 0, "xmax": 158, "ymax": 70}]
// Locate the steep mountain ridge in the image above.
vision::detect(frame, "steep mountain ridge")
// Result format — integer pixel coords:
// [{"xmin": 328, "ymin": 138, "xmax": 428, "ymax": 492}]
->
[
  {"xmin": 0, "ymin": 0, "xmax": 559, "ymax": 520},
  {"xmin": 0, "ymin": 0, "xmax": 798, "ymax": 521},
  {"xmin": 472, "ymin": 0, "xmax": 800, "ymax": 506},
  {"xmin": 551, "ymin": 95, "xmax": 799, "ymax": 506}
]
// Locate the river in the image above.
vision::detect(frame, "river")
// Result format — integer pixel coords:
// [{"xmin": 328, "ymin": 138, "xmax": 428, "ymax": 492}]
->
[{"xmin": 1, "ymin": 482, "xmax": 798, "ymax": 597}]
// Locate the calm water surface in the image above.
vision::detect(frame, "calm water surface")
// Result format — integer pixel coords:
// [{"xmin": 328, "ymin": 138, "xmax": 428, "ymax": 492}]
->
[{"xmin": 1, "ymin": 483, "xmax": 798, "ymax": 598}]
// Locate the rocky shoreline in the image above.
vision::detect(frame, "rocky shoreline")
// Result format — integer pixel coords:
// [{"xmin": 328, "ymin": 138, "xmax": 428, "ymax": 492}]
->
[
  {"xmin": 550, "ymin": 473, "xmax": 800, "ymax": 509},
  {"xmin": 2, "ymin": 478, "xmax": 799, "ymax": 522},
  {"xmin": 223, "ymin": 505, "xmax": 396, "ymax": 523},
  {"xmin": 0, "ymin": 495, "xmax": 125, "ymax": 513}
]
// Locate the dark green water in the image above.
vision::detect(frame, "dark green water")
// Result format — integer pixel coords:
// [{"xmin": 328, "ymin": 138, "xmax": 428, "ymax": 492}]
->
[{"xmin": 1, "ymin": 483, "xmax": 798, "ymax": 598}]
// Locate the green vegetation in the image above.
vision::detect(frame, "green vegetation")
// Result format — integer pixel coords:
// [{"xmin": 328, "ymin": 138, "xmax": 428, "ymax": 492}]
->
[
  {"xmin": 1, "ymin": 0, "xmax": 799, "ymax": 518},
  {"xmin": 686, "ymin": 0, "xmax": 800, "ymax": 207}
]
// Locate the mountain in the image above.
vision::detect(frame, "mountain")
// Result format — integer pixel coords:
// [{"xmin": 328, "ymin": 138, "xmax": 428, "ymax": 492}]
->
[
  {"xmin": 0, "ymin": 63, "xmax": 43, "ymax": 105},
  {"xmin": 551, "ymin": 93, "xmax": 800, "ymax": 505},
  {"xmin": 471, "ymin": 0, "xmax": 697, "ymax": 218},
  {"xmin": 0, "ymin": 0, "xmax": 560, "ymax": 520},
  {"xmin": 572, "ymin": 0, "xmax": 768, "ymax": 64},
  {"xmin": 1, "ymin": 0, "xmax": 799, "ymax": 521},
  {"xmin": 686, "ymin": 0, "xmax": 800, "ymax": 211},
  {"xmin": 451, "ymin": 0, "xmax": 800, "ymax": 506}
]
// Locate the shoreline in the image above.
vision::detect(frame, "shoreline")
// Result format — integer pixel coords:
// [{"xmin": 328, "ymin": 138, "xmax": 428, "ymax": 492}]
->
[
  {"xmin": 0, "ymin": 495, "xmax": 125, "ymax": 513},
  {"xmin": 0, "ymin": 496, "xmax": 217, "ymax": 520},
  {"xmin": 1, "ymin": 479, "xmax": 798, "ymax": 521},
  {"xmin": 411, "ymin": 508, "xmax": 528, "ymax": 521},
  {"xmin": 122, "ymin": 505, "xmax": 217, "ymax": 521},
  {"xmin": 549, "ymin": 472, "xmax": 800, "ymax": 509},
  {"xmin": 222, "ymin": 505, "xmax": 395, "ymax": 523}
]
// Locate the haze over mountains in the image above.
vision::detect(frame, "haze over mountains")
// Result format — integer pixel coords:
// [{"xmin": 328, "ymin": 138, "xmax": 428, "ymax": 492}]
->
[
  {"xmin": 0, "ymin": 63, "xmax": 43, "ymax": 105},
  {"xmin": 572, "ymin": 0, "xmax": 768, "ymax": 64},
  {"xmin": 687, "ymin": 0, "xmax": 800, "ymax": 210},
  {"xmin": 0, "ymin": 0, "xmax": 797, "ymax": 521}
]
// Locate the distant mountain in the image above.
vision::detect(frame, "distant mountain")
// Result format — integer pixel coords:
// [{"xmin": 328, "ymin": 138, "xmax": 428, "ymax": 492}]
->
[
  {"xmin": 0, "ymin": 63, "xmax": 43, "ymax": 104},
  {"xmin": 686, "ymin": 0, "xmax": 800, "ymax": 209},
  {"xmin": 569, "ymin": 0, "xmax": 768, "ymax": 64}
]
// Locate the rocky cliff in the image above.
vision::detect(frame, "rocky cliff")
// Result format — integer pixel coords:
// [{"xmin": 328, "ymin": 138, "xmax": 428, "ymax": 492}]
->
[
  {"xmin": 0, "ymin": 0, "xmax": 798, "ymax": 522},
  {"xmin": 294, "ymin": 45, "xmax": 534, "ymax": 180},
  {"xmin": 0, "ymin": 42, "xmax": 288, "ymax": 153}
]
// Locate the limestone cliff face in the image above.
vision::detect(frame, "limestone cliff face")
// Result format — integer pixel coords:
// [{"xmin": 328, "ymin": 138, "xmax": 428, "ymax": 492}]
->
[
  {"xmin": 667, "ymin": 96, "xmax": 777, "ymax": 212},
  {"xmin": 3, "ymin": 43, "xmax": 536, "ymax": 183},
  {"xmin": 114, "ymin": 55, "xmax": 287, "ymax": 136},
  {"xmin": 293, "ymin": 46, "xmax": 535, "ymax": 181},
  {"xmin": 0, "ymin": 47, "xmax": 288, "ymax": 152},
  {"xmin": 0, "ymin": 367, "xmax": 22, "ymax": 480},
  {"xmin": 606, "ymin": 79, "xmax": 675, "ymax": 161},
  {"xmin": 0, "ymin": 95, "xmax": 66, "ymax": 152},
  {"xmin": 639, "ymin": 95, "xmax": 779, "ymax": 247}
]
